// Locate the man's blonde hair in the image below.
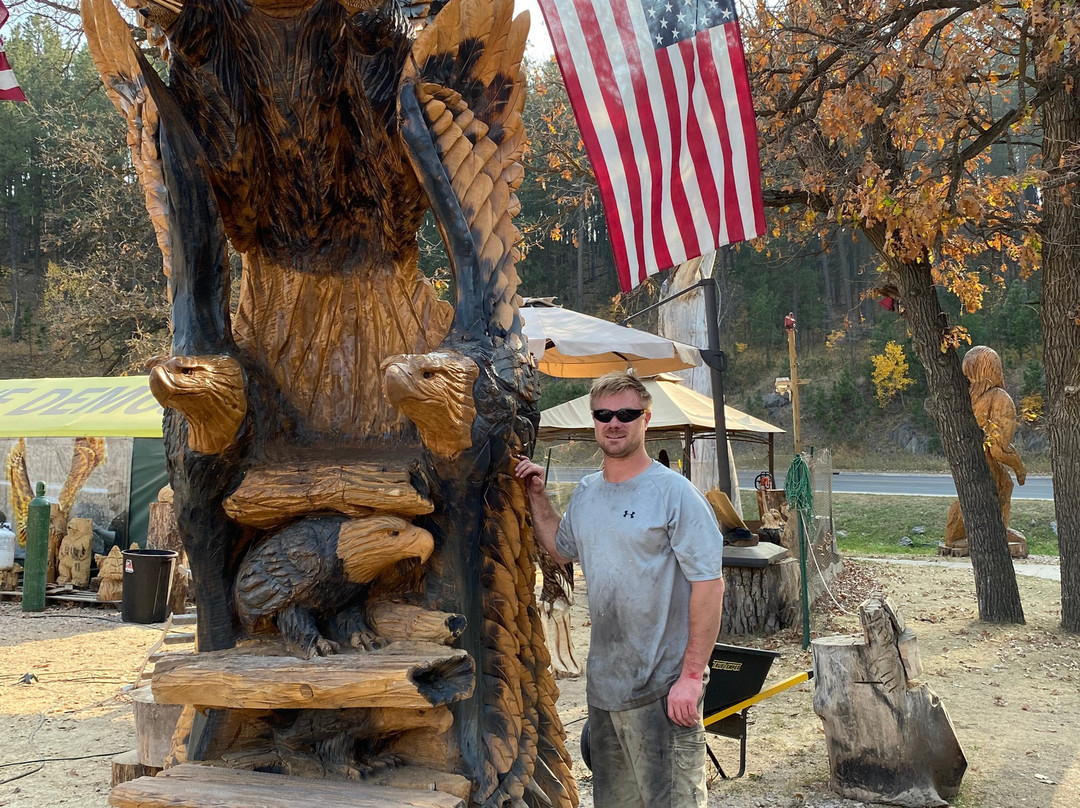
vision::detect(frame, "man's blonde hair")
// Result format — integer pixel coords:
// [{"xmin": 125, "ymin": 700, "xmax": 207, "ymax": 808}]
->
[{"xmin": 589, "ymin": 371, "xmax": 652, "ymax": 410}]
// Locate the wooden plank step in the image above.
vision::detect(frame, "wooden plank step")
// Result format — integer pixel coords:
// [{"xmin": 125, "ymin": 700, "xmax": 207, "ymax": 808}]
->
[
  {"xmin": 152, "ymin": 642, "xmax": 474, "ymax": 710},
  {"xmin": 163, "ymin": 631, "xmax": 197, "ymax": 645},
  {"xmin": 109, "ymin": 763, "xmax": 466, "ymax": 808}
]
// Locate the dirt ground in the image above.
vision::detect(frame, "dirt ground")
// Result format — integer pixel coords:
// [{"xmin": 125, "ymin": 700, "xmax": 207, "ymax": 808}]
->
[{"xmin": 1, "ymin": 557, "xmax": 1078, "ymax": 808}]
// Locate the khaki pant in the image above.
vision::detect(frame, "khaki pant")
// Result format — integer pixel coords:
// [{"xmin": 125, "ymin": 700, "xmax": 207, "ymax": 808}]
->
[{"xmin": 588, "ymin": 696, "xmax": 708, "ymax": 808}]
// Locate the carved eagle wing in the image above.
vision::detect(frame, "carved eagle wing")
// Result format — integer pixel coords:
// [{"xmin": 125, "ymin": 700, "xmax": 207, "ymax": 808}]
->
[{"xmin": 402, "ymin": 0, "xmax": 529, "ymax": 350}]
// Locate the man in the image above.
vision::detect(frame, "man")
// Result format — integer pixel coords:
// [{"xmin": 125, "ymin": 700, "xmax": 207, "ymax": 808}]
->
[{"xmin": 515, "ymin": 371, "xmax": 725, "ymax": 808}]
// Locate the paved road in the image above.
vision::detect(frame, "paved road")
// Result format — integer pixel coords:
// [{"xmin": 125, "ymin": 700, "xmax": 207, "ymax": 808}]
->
[
  {"xmin": 776, "ymin": 471, "xmax": 1054, "ymax": 500},
  {"xmin": 545, "ymin": 467, "xmax": 1055, "ymax": 500}
]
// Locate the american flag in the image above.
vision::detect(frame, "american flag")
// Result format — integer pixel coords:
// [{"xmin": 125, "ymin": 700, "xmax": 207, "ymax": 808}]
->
[
  {"xmin": 536, "ymin": 0, "xmax": 764, "ymax": 290},
  {"xmin": 1, "ymin": 0, "xmax": 27, "ymax": 103}
]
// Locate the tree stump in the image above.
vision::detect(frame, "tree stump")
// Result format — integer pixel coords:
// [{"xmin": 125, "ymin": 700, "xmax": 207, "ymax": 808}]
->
[
  {"xmin": 721, "ymin": 554, "xmax": 800, "ymax": 635},
  {"xmin": 148, "ymin": 500, "xmax": 187, "ymax": 615},
  {"xmin": 813, "ymin": 597, "xmax": 967, "ymax": 806},
  {"xmin": 133, "ymin": 685, "xmax": 185, "ymax": 768},
  {"xmin": 110, "ymin": 750, "xmax": 160, "ymax": 787}
]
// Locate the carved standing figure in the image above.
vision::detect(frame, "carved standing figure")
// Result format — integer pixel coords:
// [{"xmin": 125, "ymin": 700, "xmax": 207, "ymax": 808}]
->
[
  {"xmin": 943, "ymin": 346, "xmax": 1028, "ymax": 556},
  {"xmin": 83, "ymin": 0, "xmax": 576, "ymax": 804}
]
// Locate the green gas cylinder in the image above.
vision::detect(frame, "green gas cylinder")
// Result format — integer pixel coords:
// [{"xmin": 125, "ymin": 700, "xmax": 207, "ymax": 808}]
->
[{"xmin": 22, "ymin": 482, "xmax": 50, "ymax": 613}]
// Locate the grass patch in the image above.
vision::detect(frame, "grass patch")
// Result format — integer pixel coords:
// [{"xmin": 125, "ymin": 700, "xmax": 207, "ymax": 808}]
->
[
  {"xmin": 826, "ymin": 493, "xmax": 1058, "ymax": 556},
  {"xmin": 549, "ymin": 483, "xmax": 1059, "ymax": 557}
]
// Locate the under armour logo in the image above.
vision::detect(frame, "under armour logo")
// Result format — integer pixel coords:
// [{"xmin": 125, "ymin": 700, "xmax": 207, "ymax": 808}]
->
[{"xmin": 623, "ymin": 510, "xmax": 635, "ymax": 518}]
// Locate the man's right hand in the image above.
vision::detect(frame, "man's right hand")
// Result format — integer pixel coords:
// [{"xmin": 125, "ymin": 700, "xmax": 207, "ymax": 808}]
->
[
  {"xmin": 514, "ymin": 457, "xmax": 569, "ymax": 564},
  {"xmin": 514, "ymin": 457, "xmax": 547, "ymax": 495}
]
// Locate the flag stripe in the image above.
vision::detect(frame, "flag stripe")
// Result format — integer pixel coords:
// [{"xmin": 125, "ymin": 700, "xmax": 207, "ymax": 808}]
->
[
  {"xmin": 725, "ymin": 24, "xmax": 766, "ymax": 234},
  {"xmin": 679, "ymin": 37, "xmax": 723, "ymax": 249},
  {"xmin": 695, "ymin": 31, "xmax": 742, "ymax": 243},
  {"xmin": 570, "ymin": 0, "xmax": 651, "ymax": 284},
  {"xmin": 609, "ymin": 0, "xmax": 673, "ymax": 273},
  {"xmin": 655, "ymin": 48, "xmax": 700, "ymax": 274},
  {"xmin": 536, "ymin": 0, "xmax": 764, "ymax": 290},
  {"xmin": 543, "ymin": 4, "xmax": 635, "ymax": 290}
]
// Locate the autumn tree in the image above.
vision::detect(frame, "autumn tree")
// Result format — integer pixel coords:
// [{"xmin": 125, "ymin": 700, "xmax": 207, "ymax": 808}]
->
[
  {"xmin": 1029, "ymin": 0, "xmax": 1080, "ymax": 632},
  {"xmin": 871, "ymin": 340, "xmax": 915, "ymax": 408},
  {"xmin": 742, "ymin": 0, "xmax": 1041, "ymax": 622}
]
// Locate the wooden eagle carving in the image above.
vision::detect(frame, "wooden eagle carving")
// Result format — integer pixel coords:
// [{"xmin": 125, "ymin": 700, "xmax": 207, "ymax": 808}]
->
[{"xmin": 82, "ymin": 0, "xmax": 577, "ymax": 805}]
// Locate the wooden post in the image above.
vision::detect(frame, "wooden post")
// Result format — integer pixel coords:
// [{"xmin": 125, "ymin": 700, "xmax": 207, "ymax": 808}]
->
[{"xmin": 786, "ymin": 315, "xmax": 802, "ymax": 455}]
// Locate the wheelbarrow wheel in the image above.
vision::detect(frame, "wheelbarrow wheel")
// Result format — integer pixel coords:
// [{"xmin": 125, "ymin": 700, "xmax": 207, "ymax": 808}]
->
[{"xmin": 580, "ymin": 717, "xmax": 592, "ymax": 771}]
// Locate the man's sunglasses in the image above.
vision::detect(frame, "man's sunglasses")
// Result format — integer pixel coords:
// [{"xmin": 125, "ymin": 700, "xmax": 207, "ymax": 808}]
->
[{"xmin": 592, "ymin": 408, "xmax": 646, "ymax": 423}]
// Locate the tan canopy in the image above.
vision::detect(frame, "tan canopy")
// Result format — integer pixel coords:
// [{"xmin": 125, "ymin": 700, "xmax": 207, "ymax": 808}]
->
[
  {"xmin": 538, "ymin": 378, "xmax": 784, "ymax": 480},
  {"xmin": 538, "ymin": 378, "xmax": 783, "ymax": 440}
]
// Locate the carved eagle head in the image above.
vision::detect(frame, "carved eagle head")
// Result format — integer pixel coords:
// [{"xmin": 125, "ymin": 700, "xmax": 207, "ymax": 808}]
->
[
  {"xmin": 337, "ymin": 515, "xmax": 435, "ymax": 585},
  {"xmin": 148, "ymin": 354, "xmax": 248, "ymax": 455},
  {"xmin": 381, "ymin": 352, "xmax": 479, "ymax": 457}
]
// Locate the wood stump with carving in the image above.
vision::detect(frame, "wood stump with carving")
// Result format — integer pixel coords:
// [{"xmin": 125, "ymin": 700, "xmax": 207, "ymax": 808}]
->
[
  {"xmin": 813, "ymin": 597, "xmax": 966, "ymax": 807},
  {"xmin": 84, "ymin": 0, "xmax": 576, "ymax": 805}
]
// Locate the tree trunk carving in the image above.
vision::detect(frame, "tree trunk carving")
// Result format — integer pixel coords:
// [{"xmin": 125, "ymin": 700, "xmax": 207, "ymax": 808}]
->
[{"xmin": 83, "ymin": 0, "xmax": 577, "ymax": 804}]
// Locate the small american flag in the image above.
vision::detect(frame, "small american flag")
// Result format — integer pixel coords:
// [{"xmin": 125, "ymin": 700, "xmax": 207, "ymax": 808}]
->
[
  {"xmin": 536, "ymin": 0, "xmax": 764, "ymax": 290},
  {"xmin": 1, "ymin": 0, "xmax": 27, "ymax": 103}
]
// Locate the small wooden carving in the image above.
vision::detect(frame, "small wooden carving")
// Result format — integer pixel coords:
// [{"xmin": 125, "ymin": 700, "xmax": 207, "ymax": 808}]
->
[
  {"xmin": 58, "ymin": 437, "xmax": 107, "ymax": 513},
  {"xmin": 0, "ymin": 563, "xmax": 21, "ymax": 591},
  {"xmin": 943, "ymin": 346, "xmax": 1028, "ymax": 557},
  {"xmin": 96, "ymin": 545, "xmax": 125, "ymax": 601},
  {"xmin": 235, "ymin": 516, "xmax": 434, "ymax": 658},
  {"xmin": 47, "ymin": 504, "xmax": 67, "ymax": 584},
  {"xmin": 759, "ymin": 508, "xmax": 785, "ymax": 544},
  {"xmin": 4, "ymin": 438, "xmax": 31, "ymax": 547},
  {"xmin": 814, "ymin": 597, "xmax": 966, "ymax": 806},
  {"xmin": 56, "ymin": 518, "xmax": 93, "ymax": 588}
]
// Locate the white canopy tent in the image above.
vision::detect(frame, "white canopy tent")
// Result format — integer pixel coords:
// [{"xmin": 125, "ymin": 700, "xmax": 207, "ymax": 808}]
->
[{"xmin": 519, "ymin": 299, "xmax": 701, "ymax": 378}]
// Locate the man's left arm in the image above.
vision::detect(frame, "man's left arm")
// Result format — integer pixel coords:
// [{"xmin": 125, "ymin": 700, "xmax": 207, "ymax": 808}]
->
[{"xmin": 666, "ymin": 576, "xmax": 725, "ymax": 727}]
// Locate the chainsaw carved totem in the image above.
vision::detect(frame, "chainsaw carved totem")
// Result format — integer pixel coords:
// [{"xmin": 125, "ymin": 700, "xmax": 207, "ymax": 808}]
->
[{"xmin": 82, "ymin": 0, "xmax": 576, "ymax": 805}]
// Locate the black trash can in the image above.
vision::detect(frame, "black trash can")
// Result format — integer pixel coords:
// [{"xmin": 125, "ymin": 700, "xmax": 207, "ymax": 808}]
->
[{"xmin": 121, "ymin": 549, "xmax": 177, "ymax": 623}]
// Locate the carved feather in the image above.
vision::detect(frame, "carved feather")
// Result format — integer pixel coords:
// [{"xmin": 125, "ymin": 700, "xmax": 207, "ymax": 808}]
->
[
  {"xmin": 4, "ymin": 439, "xmax": 33, "ymax": 547},
  {"xmin": 406, "ymin": 0, "xmax": 530, "ymax": 344},
  {"xmin": 58, "ymin": 437, "xmax": 107, "ymax": 515}
]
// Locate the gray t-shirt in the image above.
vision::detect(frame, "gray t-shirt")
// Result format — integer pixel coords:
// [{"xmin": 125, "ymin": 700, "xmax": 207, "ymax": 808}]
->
[{"xmin": 555, "ymin": 461, "xmax": 723, "ymax": 711}]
